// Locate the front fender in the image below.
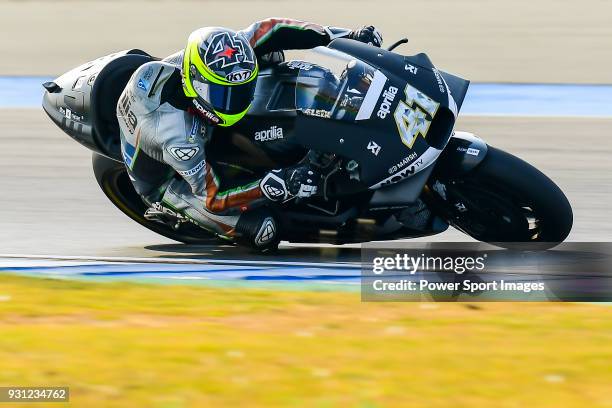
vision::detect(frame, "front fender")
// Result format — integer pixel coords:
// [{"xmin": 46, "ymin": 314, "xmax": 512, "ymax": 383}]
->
[{"xmin": 434, "ymin": 131, "xmax": 488, "ymax": 176}]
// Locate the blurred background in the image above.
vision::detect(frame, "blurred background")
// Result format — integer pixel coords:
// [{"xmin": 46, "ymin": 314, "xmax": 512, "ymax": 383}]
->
[
  {"xmin": 3, "ymin": 0, "xmax": 612, "ymax": 82},
  {"xmin": 0, "ymin": 1, "xmax": 611, "ymax": 407}
]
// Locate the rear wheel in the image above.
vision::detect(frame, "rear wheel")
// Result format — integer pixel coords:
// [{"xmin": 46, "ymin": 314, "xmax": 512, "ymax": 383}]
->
[
  {"xmin": 426, "ymin": 146, "xmax": 573, "ymax": 248},
  {"xmin": 92, "ymin": 153, "xmax": 221, "ymax": 244}
]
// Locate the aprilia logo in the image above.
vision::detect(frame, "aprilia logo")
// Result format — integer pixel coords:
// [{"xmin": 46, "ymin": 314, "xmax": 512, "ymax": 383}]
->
[
  {"xmin": 255, "ymin": 126, "xmax": 284, "ymax": 142},
  {"xmin": 192, "ymin": 100, "xmax": 220, "ymax": 124},
  {"xmin": 377, "ymin": 86, "xmax": 399, "ymax": 119}
]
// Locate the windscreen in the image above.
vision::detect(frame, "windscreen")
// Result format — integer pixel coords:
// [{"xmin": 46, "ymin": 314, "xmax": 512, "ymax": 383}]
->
[{"xmin": 293, "ymin": 48, "xmax": 381, "ymax": 122}]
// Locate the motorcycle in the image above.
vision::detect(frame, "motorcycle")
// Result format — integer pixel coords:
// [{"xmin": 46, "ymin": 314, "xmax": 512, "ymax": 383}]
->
[{"xmin": 42, "ymin": 38, "xmax": 573, "ymax": 248}]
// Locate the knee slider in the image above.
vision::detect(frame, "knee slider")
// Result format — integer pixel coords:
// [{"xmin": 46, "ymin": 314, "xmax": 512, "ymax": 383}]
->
[{"xmin": 235, "ymin": 207, "xmax": 280, "ymax": 251}]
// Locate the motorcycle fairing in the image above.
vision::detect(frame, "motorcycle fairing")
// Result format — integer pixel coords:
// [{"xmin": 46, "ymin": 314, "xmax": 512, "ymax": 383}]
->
[
  {"xmin": 290, "ymin": 39, "xmax": 470, "ymax": 188},
  {"xmin": 42, "ymin": 49, "xmax": 154, "ymax": 160}
]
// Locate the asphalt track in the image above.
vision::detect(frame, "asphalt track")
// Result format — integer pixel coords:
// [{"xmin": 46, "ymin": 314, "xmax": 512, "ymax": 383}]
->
[{"xmin": 0, "ymin": 103, "xmax": 611, "ymax": 282}]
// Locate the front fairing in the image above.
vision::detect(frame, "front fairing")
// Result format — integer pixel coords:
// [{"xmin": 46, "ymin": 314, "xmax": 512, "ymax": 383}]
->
[{"xmin": 290, "ymin": 40, "xmax": 470, "ymax": 188}]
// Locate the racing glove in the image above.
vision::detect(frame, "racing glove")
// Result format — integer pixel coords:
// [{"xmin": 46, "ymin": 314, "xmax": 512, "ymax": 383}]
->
[
  {"xmin": 260, "ymin": 164, "xmax": 322, "ymax": 202},
  {"xmin": 350, "ymin": 25, "xmax": 383, "ymax": 47}
]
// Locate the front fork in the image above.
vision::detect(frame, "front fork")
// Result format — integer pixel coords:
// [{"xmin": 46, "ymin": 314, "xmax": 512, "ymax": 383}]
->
[{"xmin": 422, "ymin": 131, "xmax": 489, "ymax": 227}]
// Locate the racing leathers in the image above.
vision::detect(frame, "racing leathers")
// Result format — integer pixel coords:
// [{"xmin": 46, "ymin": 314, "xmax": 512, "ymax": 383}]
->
[{"xmin": 116, "ymin": 18, "xmax": 382, "ymax": 242}]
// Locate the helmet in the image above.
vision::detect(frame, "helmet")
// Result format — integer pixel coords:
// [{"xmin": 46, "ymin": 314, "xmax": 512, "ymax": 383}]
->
[{"xmin": 182, "ymin": 27, "xmax": 258, "ymax": 127}]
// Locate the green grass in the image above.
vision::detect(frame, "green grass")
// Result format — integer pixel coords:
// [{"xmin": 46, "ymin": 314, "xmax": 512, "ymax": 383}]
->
[{"xmin": 0, "ymin": 274, "xmax": 610, "ymax": 407}]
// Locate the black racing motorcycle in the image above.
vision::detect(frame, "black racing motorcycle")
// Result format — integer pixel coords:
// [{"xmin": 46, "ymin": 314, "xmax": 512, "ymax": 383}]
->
[{"xmin": 42, "ymin": 38, "xmax": 573, "ymax": 248}]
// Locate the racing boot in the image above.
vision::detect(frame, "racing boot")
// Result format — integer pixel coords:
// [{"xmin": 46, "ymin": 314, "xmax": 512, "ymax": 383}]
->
[{"xmin": 144, "ymin": 201, "xmax": 189, "ymax": 230}]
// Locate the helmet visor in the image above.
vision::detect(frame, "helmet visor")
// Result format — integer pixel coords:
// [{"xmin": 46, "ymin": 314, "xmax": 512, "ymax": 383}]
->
[{"xmin": 193, "ymin": 78, "xmax": 256, "ymax": 115}]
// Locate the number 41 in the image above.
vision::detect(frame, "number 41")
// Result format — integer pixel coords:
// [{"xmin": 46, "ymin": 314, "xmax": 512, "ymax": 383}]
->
[{"xmin": 393, "ymin": 84, "xmax": 440, "ymax": 148}]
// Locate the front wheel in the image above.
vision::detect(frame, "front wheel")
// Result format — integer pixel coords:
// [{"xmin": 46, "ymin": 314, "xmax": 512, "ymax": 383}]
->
[{"xmin": 425, "ymin": 146, "xmax": 573, "ymax": 248}]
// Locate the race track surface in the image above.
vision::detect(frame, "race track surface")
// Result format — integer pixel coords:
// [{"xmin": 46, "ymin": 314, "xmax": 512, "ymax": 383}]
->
[{"xmin": 1, "ymin": 109, "xmax": 610, "ymax": 264}]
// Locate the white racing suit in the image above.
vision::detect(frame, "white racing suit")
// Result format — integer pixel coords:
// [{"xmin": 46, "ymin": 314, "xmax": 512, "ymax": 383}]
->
[{"xmin": 117, "ymin": 18, "xmax": 371, "ymax": 239}]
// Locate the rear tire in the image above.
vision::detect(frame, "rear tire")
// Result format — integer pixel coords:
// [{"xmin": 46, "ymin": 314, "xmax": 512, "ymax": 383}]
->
[
  {"xmin": 426, "ymin": 146, "xmax": 573, "ymax": 248},
  {"xmin": 92, "ymin": 153, "xmax": 221, "ymax": 245}
]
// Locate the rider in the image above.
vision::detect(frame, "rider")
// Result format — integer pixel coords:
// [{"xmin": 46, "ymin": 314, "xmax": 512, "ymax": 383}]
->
[{"xmin": 116, "ymin": 18, "xmax": 382, "ymax": 249}]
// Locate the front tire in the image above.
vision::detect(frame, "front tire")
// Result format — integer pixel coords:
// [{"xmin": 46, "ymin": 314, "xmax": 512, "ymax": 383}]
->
[
  {"xmin": 426, "ymin": 146, "xmax": 573, "ymax": 248},
  {"xmin": 92, "ymin": 153, "xmax": 220, "ymax": 245}
]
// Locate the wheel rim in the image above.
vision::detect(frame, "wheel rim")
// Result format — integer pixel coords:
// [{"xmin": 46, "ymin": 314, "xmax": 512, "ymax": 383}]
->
[{"xmin": 435, "ymin": 180, "xmax": 543, "ymax": 242}]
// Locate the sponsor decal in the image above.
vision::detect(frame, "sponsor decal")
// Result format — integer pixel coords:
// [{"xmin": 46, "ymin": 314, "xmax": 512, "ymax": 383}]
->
[
  {"xmin": 168, "ymin": 146, "xmax": 200, "ymax": 161},
  {"xmin": 286, "ymin": 61, "xmax": 313, "ymax": 71},
  {"xmin": 432, "ymin": 68, "xmax": 446, "ymax": 93},
  {"xmin": 118, "ymin": 92, "xmax": 138, "ymax": 134},
  {"xmin": 254, "ymin": 125, "xmax": 284, "ymax": 142},
  {"xmin": 178, "ymin": 160, "xmax": 206, "ymax": 177},
  {"xmin": 226, "ymin": 69, "xmax": 252, "ymax": 83},
  {"xmin": 379, "ymin": 158, "xmax": 424, "ymax": 186},
  {"xmin": 187, "ymin": 117, "xmax": 207, "ymax": 142},
  {"xmin": 376, "ymin": 85, "xmax": 399, "ymax": 119},
  {"xmin": 457, "ymin": 146, "xmax": 480, "ymax": 156},
  {"xmin": 367, "ymin": 141, "xmax": 381, "ymax": 156},
  {"xmin": 388, "ymin": 151, "xmax": 418, "ymax": 174},
  {"xmin": 189, "ymin": 117, "xmax": 200, "ymax": 140},
  {"xmin": 372, "ymin": 147, "xmax": 441, "ymax": 189},
  {"xmin": 192, "ymin": 100, "xmax": 221, "ymax": 125},
  {"xmin": 303, "ymin": 108, "xmax": 331, "ymax": 119},
  {"xmin": 137, "ymin": 78, "xmax": 149, "ymax": 91},
  {"xmin": 143, "ymin": 66, "xmax": 154, "ymax": 81},
  {"xmin": 59, "ymin": 106, "xmax": 83, "ymax": 122},
  {"xmin": 405, "ymin": 64, "xmax": 418, "ymax": 75}
]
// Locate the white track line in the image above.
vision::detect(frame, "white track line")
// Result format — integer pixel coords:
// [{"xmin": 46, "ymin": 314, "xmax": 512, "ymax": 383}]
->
[{"xmin": 0, "ymin": 253, "xmax": 361, "ymax": 269}]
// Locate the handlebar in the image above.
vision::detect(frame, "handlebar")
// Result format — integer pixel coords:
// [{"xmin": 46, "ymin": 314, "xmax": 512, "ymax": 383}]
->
[{"xmin": 387, "ymin": 38, "xmax": 409, "ymax": 52}]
